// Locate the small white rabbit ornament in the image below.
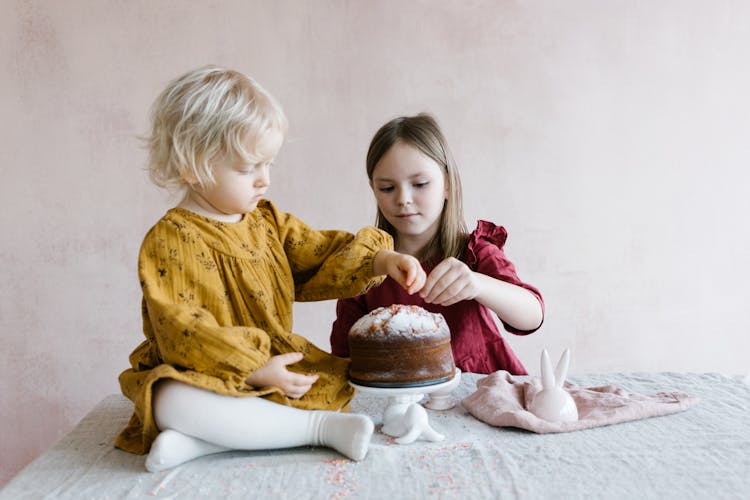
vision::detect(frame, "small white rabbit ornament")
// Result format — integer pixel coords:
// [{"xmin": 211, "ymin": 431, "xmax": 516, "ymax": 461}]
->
[
  {"xmin": 381, "ymin": 395, "xmax": 445, "ymax": 444},
  {"xmin": 527, "ymin": 348, "xmax": 579, "ymax": 423}
]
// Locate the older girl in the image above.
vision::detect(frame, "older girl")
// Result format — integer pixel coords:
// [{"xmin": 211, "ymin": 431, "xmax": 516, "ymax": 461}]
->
[{"xmin": 330, "ymin": 114, "xmax": 543, "ymax": 374}]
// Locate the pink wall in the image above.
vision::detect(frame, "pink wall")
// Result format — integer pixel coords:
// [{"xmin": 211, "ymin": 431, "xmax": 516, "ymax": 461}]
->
[{"xmin": 2, "ymin": 0, "xmax": 749, "ymax": 485}]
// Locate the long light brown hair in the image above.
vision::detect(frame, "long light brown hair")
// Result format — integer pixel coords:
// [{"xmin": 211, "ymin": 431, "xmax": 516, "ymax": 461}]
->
[{"xmin": 366, "ymin": 113, "xmax": 468, "ymax": 262}]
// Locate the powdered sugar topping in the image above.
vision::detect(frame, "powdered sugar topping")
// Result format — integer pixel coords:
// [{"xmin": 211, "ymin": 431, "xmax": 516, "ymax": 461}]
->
[{"xmin": 350, "ymin": 304, "xmax": 448, "ymax": 339}]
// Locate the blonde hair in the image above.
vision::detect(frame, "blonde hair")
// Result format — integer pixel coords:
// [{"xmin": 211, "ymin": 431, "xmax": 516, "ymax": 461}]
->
[
  {"xmin": 147, "ymin": 65, "xmax": 288, "ymax": 189},
  {"xmin": 366, "ymin": 113, "xmax": 468, "ymax": 262}
]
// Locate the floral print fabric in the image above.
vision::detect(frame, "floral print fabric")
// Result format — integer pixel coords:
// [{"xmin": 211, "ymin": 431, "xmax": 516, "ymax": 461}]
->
[{"xmin": 116, "ymin": 200, "xmax": 392, "ymax": 454}]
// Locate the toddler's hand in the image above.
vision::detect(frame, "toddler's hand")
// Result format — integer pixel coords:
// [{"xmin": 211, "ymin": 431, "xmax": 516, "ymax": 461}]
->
[
  {"xmin": 420, "ymin": 257, "xmax": 481, "ymax": 306},
  {"xmin": 381, "ymin": 250, "xmax": 426, "ymax": 295},
  {"xmin": 245, "ymin": 352, "xmax": 319, "ymax": 399}
]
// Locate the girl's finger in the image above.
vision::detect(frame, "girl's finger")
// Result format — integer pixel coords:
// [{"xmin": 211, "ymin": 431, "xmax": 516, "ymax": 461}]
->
[
  {"xmin": 423, "ymin": 268, "xmax": 456, "ymax": 302},
  {"xmin": 406, "ymin": 262, "xmax": 425, "ymax": 292},
  {"xmin": 403, "ymin": 260, "xmax": 416, "ymax": 286},
  {"xmin": 285, "ymin": 379, "xmax": 314, "ymax": 398},
  {"xmin": 421, "ymin": 265, "xmax": 446, "ymax": 298},
  {"xmin": 277, "ymin": 352, "xmax": 304, "ymax": 367},
  {"xmin": 410, "ymin": 268, "xmax": 427, "ymax": 294},
  {"xmin": 437, "ymin": 282, "xmax": 470, "ymax": 306}
]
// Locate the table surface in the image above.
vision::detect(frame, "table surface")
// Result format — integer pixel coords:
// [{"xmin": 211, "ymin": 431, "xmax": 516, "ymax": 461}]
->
[{"xmin": 2, "ymin": 372, "xmax": 749, "ymax": 500}]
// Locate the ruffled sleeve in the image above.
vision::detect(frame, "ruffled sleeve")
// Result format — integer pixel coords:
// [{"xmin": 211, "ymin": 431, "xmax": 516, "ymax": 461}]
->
[
  {"xmin": 465, "ymin": 220, "xmax": 545, "ymax": 334},
  {"xmin": 465, "ymin": 220, "xmax": 508, "ymax": 268}
]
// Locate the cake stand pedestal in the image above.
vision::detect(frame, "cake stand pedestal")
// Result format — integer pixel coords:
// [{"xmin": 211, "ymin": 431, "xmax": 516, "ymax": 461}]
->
[{"xmin": 350, "ymin": 369, "xmax": 461, "ymax": 444}]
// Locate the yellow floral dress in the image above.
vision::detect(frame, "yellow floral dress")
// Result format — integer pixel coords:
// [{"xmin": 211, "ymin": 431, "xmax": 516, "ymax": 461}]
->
[{"xmin": 115, "ymin": 200, "xmax": 392, "ymax": 454}]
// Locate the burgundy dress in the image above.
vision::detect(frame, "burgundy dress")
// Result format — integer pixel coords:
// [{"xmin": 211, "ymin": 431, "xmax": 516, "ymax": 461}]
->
[{"xmin": 330, "ymin": 221, "xmax": 544, "ymax": 375}]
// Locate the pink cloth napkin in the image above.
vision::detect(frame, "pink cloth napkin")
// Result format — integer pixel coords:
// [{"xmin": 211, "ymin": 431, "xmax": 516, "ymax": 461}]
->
[{"xmin": 461, "ymin": 371, "xmax": 699, "ymax": 434}]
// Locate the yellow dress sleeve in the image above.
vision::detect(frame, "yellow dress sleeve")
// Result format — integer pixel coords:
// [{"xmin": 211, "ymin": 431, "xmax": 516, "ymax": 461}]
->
[
  {"xmin": 138, "ymin": 219, "xmax": 273, "ymax": 389},
  {"xmin": 263, "ymin": 202, "xmax": 394, "ymax": 301}
]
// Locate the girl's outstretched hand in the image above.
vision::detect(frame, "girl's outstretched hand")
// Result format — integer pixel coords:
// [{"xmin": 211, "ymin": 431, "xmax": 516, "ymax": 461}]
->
[
  {"xmin": 420, "ymin": 257, "xmax": 481, "ymax": 306},
  {"xmin": 374, "ymin": 249, "xmax": 426, "ymax": 295},
  {"xmin": 245, "ymin": 352, "xmax": 319, "ymax": 399}
]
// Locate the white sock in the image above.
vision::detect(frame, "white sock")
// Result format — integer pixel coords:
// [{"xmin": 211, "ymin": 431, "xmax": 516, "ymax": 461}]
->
[
  {"xmin": 145, "ymin": 429, "xmax": 229, "ymax": 472},
  {"xmin": 312, "ymin": 411, "xmax": 374, "ymax": 461},
  {"xmin": 149, "ymin": 380, "xmax": 374, "ymax": 470}
]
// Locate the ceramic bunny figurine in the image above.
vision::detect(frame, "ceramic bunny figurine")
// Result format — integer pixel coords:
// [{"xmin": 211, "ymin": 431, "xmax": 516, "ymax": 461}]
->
[
  {"xmin": 381, "ymin": 395, "xmax": 445, "ymax": 444},
  {"xmin": 527, "ymin": 348, "xmax": 579, "ymax": 423}
]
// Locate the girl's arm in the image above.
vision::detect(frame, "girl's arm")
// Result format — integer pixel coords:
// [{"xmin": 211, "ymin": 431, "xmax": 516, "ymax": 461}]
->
[
  {"xmin": 265, "ymin": 201, "xmax": 423, "ymax": 300},
  {"xmin": 420, "ymin": 257, "xmax": 542, "ymax": 331},
  {"xmin": 372, "ymin": 249, "xmax": 425, "ymax": 295}
]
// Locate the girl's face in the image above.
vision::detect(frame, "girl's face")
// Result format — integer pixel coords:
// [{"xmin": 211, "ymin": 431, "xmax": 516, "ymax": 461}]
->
[
  {"xmin": 186, "ymin": 128, "xmax": 283, "ymax": 221},
  {"xmin": 370, "ymin": 141, "xmax": 448, "ymax": 253}
]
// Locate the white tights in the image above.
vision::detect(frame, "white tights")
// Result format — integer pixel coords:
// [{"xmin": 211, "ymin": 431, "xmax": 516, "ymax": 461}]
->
[{"xmin": 145, "ymin": 380, "xmax": 374, "ymax": 472}]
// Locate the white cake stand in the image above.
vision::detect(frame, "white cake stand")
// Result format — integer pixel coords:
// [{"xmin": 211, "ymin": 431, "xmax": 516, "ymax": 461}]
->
[{"xmin": 349, "ymin": 369, "xmax": 462, "ymax": 444}]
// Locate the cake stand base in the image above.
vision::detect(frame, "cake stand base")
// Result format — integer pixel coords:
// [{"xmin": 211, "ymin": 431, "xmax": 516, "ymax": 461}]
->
[{"xmin": 350, "ymin": 369, "xmax": 462, "ymax": 444}]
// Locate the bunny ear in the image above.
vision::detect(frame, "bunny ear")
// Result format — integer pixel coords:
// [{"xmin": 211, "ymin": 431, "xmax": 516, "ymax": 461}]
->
[
  {"xmin": 553, "ymin": 349, "xmax": 571, "ymax": 388},
  {"xmin": 540, "ymin": 349, "xmax": 555, "ymax": 389}
]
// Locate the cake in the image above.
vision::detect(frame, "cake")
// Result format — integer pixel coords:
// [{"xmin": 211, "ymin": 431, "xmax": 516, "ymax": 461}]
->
[{"xmin": 348, "ymin": 304, "xmax": 455, "ymax": 388}]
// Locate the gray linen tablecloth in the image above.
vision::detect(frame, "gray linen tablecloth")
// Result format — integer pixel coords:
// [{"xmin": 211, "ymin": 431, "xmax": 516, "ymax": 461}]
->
[{"xmin": 2, "ymin": 372, "xmax": 749, "ymax": 499}]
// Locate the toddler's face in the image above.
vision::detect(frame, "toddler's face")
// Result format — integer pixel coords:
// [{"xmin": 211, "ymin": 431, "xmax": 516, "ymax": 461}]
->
[
  {"xmin": 370, "ymin": 142, "xmax": 448, "ymax": 246},
  {"xmin": 195, "ymin": 129, "xmax": 284, "ymax": 218}
]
